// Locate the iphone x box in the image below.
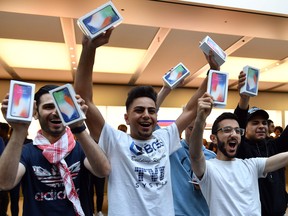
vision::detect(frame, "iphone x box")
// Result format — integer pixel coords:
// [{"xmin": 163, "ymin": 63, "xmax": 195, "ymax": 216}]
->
[
  {"xmin": 77, "ymin": 1, "xmax": 123, "ymax": 39},
  {"xmin": 207, "ymin": 70, "xmax": 229, "ymax": 108},
  {"xmin": 240, "ymin": 65, "xmax": 259, "ymax": 97},
  {"xmin": 6, "ymin": 80, "xmax": 35, "ymax": 122},
  {"xmin": 49, "ymin": 84, "xmax": 86, "ymax": 126},
  {"xmin": 199, "ymin": 36, "xmax": 226, "ymax": 66},
  {"xmin": 163, "ymin": 62, "xmax": 190, "ymax": 89}
]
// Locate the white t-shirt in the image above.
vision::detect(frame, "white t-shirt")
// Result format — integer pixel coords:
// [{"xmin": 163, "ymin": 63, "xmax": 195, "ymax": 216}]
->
[
  {"xmin": 99, "ymin": 123, "xmax": 181, "ymax": 216},
  {"xmin": 198, "ymin": 157, "xmax": 267, "ymax": 216}
]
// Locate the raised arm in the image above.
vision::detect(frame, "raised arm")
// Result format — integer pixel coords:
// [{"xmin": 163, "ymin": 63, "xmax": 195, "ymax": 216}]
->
[
  {"xmin": 0, "ymin": 94, "xmax": 28, "ymax": 190},
  {"xmin": 74, "ymin": 29, "xmax": 113, "ymax": 142},
  {"xmin": 156, "ymin": 84, "xmax": 171, "ymax": 112},
  {"xmin": 189, "ymin": 93, "xmax": 213, "ymax": 179},
  {"xmin": 237, "ymin": 71, "xmax": 250, "ymax": 110},
  {"xmin": 264, "ymin": 151, "xmax": 288, "ymax": 174},
  {"xmin": 175, "ymin": 51, "xmax": 219, "ymax": 133},
  {"xmin": 234, "ymin": 71, "xmax": 250, "ymax": 129},
  {"xmin": 70, "ymin": 95, "xmax": 110, "ymax": 177}
]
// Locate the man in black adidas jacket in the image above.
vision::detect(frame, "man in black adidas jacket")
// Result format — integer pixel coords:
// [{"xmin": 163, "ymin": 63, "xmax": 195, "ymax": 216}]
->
[{"xmin": 234, "ymin": 71, "xmax": 288, "ymax": 216}]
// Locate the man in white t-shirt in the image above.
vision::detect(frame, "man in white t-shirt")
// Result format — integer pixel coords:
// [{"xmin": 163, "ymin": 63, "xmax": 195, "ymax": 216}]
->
[
  {"xmin": 189, "ymin": 93, "xmax": 288, "ymax": 215},
  {"xmin": 74, "ymin": 28, "xmax": 207, "ymax": 216}
]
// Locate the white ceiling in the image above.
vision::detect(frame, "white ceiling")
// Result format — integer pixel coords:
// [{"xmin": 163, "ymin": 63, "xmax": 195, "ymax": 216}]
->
[{"xmin": 1, "ymin": 0, "xmax": 288, "ymax": 93}]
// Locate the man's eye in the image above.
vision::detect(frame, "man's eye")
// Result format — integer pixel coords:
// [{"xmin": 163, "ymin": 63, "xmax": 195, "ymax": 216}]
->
[{"xmin": 223, "ymin": 128, "xmax": 232, "ymax": 133}]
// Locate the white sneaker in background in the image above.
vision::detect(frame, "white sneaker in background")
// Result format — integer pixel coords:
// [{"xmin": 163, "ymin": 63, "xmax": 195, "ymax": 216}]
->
[{"xmin": 97, "ymin": 211, "xmax": 104, "ymax": 216}]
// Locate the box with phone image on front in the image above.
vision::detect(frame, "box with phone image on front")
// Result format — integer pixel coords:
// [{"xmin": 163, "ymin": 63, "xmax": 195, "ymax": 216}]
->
[
  {"xmin": 207, "ymin": 70, "xmax": 229, "ymax": 108},
  {"xmin": 49, "ymin": 84, "xmax": 86, "ymax": 126},
  {"xmin": 162, "ymin": 62, "xmax": 190, "ymax": 89},
  {"xmin": 199, "ymin": 36, "xmax": 227, "ymax": 66},
  {"xmin": 6, "ymin": 80, "xmax": 35, "ymax": 122},
  {"xmin": 77, "ymin": 1, "xmax": 123, "ymax": 39},
  {"xmin": 240, "ymin": 65, "xmax": 259, "ymax": 97}
]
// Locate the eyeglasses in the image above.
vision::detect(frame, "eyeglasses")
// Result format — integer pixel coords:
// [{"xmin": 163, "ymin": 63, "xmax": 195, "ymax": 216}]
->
[{"xmin": 217, "ymin": 126, "xmax": 245, "ymax": 136}]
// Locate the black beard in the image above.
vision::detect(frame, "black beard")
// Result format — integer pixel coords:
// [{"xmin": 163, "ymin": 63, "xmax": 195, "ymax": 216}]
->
[{"xmin": 217, "ymin": 137, "xmax": 236, "ymax": 159}]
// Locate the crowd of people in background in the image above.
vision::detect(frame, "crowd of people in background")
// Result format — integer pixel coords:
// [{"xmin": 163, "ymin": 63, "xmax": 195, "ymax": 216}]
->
[{"xmin": 0, "ymin": 27, "xmax": 287, "ymax": 216}]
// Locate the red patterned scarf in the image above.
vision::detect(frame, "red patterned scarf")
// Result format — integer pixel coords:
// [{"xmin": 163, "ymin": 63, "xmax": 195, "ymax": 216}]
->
[{"xmin": 34, "ymin": 127, "xmax": 84, "ymax": 216}]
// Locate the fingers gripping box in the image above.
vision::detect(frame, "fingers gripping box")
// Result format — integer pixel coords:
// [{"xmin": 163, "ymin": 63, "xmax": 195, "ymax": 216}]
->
[
  {"xmin": 207, "ymin": 70, "xmax": 229, "ymax": 108},
  {"xmin": 49, "ymin": 84, "xmax": 86, "ymax": 126},
  {"xmin": 7, "ymin": 80, "xmax": 35, "ymax": 122},
  {"xmin": 77, "ymin": 1, "xmax": 123, "ymax": 39},
  {"xmin": 240, "ymin": 65, "xmax": 259, "ymax": 97},
  {"xmin": 199, "ymin": 36, "xmax": 227, "ymax": 66},
  {"xmin": 163, "ymin": 62, "xmax": 190, "ymax": 89}
]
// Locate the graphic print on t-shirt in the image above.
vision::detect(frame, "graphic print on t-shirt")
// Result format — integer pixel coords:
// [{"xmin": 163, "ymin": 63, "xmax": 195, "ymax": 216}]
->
[
  {"xmin": 32, "ymin": 161, "xmax": 81, "ymax": 201},
  {"xmin": 130, "ymin": 138, "xmax": 168, "ymax": 189}
]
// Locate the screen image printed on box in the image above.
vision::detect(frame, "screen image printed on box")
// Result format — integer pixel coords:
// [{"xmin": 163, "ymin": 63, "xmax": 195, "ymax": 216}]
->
[
  {"xmin": 83, "ymin": 5, "xmax": 120, "ymax": 35},
  {"xmin": 246, "ymin": 67, "xmax": 258, "ymax": 93},
  {"xmin": 206, "ymin": 37, "xmax": 226, "ymax": 60},
  {"xmin": 210, "ymin": 72, "xmax": 226, "ymax": 103},
  {"xmin": 11, "ymin": 84, "xmax": 32, "ymax": 118},
  {"xmin": 166, "ymin": 65, "xmax": 186, "ymax": 85},
  {"xmin": 52, "ymin": 88, "xmax": 80, "ymax": 123}
]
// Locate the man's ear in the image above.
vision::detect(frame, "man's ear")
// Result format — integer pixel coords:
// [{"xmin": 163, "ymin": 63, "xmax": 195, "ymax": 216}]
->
[
  {"xmin": 124, "ymin": 113, "xmax": 129, "ymax": 125},
  {"xmin": 33, "ymin": 102, "xmax": 38, "ymax": 120},
  {"xmin": 210, "ymin": 134, "xmax": 217, "ymax": 144},
  {"xmin": 34, "ymin": 111, "xmax": 38, "ymax": 120}
]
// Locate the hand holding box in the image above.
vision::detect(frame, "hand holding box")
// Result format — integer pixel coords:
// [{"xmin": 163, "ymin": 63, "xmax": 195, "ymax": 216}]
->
[
  {"xmin": 77, "ymin": 1, "xmax": 123, "ymax": 39},
  {"xmin": 162, "ymin": 62, "xmax": 190, "ymax": 89},
  {"xmin": 240, "ymin": 65, "xmax": 259, "ymax": 97},
  {"xmin": 199, "ymin": 36, "xmax": 226, "ymax": 66},
  {"xmin": 49, "ymin": 84, "xmax": 86, "ymax": 126},
  {"xmin": 6, "ymin": 80, "xmax": 35, "ymax": 122},
  {"xmin": 207, "ymin": 70, "xmax": 229, "ymax": 108}
]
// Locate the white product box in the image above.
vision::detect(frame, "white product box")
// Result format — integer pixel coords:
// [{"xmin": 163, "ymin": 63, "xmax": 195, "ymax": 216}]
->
[
  {"xmin": 207, "ymin": 70, "xmax": 229, "ymax": 108},
  {"xmin": 199, "ymin": 36, "xmax": 227, "ymax": 66},
  {"xmin": 163, "ymin": 62, "xmax": 190, "ymax": 89},
  {"xmin": 77, "ymin": 1, "xmax": 123, "ymax": 39},
  {"xmin": 240, "ymin": 65, "xmax": 259, "ymax": 97},
  {"xmin": 7, "ymin": 80, "xmax": 35, "ymax": 122},
  {"xmin": 49, "ymin": 84, "xmax": 86, "ymax": 126}
]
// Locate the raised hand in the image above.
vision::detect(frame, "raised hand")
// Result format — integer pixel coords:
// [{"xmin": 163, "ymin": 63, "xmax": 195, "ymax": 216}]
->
[
  {"xmin": 82, "ymin": 27, "xmax": 114, "ymax": 50},
  {"xmin": 197, "ymin": 92, "xmax": 214, "ymax": 121}
]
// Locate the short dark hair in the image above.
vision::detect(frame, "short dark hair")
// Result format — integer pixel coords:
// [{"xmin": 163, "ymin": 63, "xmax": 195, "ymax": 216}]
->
[
  {"xmin": 274, "ymin": 126, "xmax": 283, "ymax": 133},
  {"xmin": 34, "ymin": 85, "xmax": 59, "ymax": 109},
  {"xmin": 125, "ymin": 86, "xmax": 157, "ymax": 111},
  {"xmin": 267, "ymin": 119, "xmax": 274, "ymax": 126},
  {"xmin": 211, "ymin": 112, "xmax": 240, "ymax": 135}
]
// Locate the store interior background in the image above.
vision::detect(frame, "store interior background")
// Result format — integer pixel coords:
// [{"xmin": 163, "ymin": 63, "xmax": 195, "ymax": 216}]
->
[{"xmin": 1, "ymin": 0, "xmax": 288, "ymax": 214}]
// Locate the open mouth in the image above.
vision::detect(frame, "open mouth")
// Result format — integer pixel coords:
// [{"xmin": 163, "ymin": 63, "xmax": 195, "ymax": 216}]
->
[
  {"xmin": 50, "ymin": 119, "xmax": 62, "ymax": 124},
  {"xmin": 139, "ymin": 122, "xmax": 151, "ymax": 128},
  {"xmin": 228, "ymin": 140, "xmax": 237, "ymax": 150}
]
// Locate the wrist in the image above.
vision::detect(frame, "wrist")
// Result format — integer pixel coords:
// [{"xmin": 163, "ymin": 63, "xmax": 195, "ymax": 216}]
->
[{"xmin": 70, "ymin": 124, "xmax": 86, "ymax": 134}]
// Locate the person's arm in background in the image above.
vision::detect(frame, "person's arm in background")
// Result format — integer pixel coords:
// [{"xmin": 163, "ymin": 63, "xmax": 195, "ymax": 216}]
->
[
  {"xmin": 74, "ymin": 29, "xmax": 113, "ymax": 142},
  {"xmin": 174, "ymin": 51, "xmax": 220, "ymax": 134},
  {"xmin": 234, "ymin": 71, "xmax": 251, "ymax": 159},
  {"xmin": 234, "ymin": 71, "xmax": 250, "ymax": 129},
  {"xmin": 156, "ymin": 84, "xmax": 172, "ymax": 113},
  {"xmin": 189, "ymin": 93, "xmax": 214, "ymax": 179},
  {"xmin": 0, "ymin": 94, "xmax": 29, "ymax": 190}
]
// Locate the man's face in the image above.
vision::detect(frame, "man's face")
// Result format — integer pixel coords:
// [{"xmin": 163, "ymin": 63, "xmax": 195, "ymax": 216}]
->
[
  {"xmin": 35, "ymin": 94, "xmax": 66, "ymax": 139},
  {"xmin": 268, "ymin": 122, "xmax": 275, "ymax": 134},
  {"xmin": 245, "ymin": 116, "xmax": 267, "ymax": 141},
  {"xmin": 124, "ymin": 97, "xmax": 157, "ymax": 140},
  {"xmin": 213, "ymin": 119, "xmax": 241, "ymax": 159}
]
